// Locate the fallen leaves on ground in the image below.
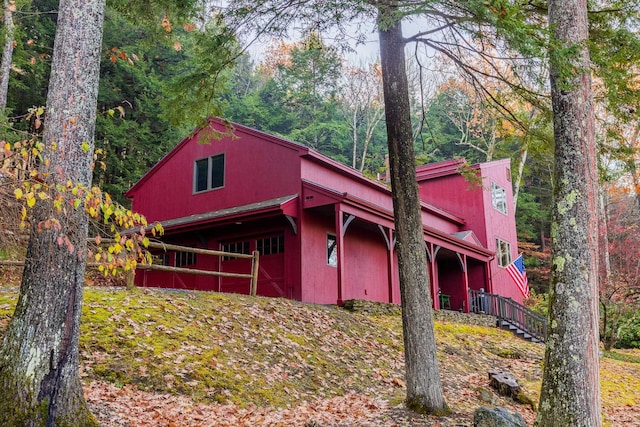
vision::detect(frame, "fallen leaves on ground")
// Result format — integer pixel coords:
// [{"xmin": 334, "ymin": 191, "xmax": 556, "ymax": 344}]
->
[
  {"xmin": 1, "ymin": 286, "xmax": 639, "ymax": 426},
  {"xmin": 86, "ymin": 381, "xmax": 391, "ymax": 427}
]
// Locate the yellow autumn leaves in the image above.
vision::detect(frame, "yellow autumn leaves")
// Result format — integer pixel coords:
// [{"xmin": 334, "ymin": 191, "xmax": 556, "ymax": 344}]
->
[{"xmin": 4, "ymin": 138, "xmax": 163, "ymax": 277}]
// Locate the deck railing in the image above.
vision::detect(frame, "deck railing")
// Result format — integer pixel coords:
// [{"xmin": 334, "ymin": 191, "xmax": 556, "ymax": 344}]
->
[{"xmin": 468, "ymin": 289, "xmax": 547, "ymax": 342}]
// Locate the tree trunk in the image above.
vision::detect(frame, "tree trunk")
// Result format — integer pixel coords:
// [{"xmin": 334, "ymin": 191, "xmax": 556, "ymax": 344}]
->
[
  {"xmin": 351, "ymin": 107, "xmax": 359, "ymax": 168},
  {"xmin": 0, "ymin": 0, "xmax": 105, "ymax": 425},
  {"xmin": 359, "ymin": 106, "xmax": 383, "ymax": 173},
  {"xmin": 536, "ymin": 1, "xmax": 601, "ymax": 426},
  {"xmin": 377, "ymin": 3, "xmax": 448, "ymax": 415},
  {"xmin": 624, "ymin": 125, "xmax": 640, "ymax": 211},
  {"xmin": 598, "ymin": 188, "xmax": 611, "ymax": 348},
  {"xmin": 513, "ymin": 148, "xmax": 527, "ymax": 212},
  {"xmin": 0, "ymin": 0, "xmax": 15, "ymax": 112},
  {"xmin": 600, "ymin": 301, "xmax": 614, "ymax": 351}
]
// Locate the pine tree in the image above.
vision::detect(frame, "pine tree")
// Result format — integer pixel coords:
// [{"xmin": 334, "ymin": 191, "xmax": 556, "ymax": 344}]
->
[{"xmin": 0, "ymin": 0, "xmax": 105, "ymax": 423}]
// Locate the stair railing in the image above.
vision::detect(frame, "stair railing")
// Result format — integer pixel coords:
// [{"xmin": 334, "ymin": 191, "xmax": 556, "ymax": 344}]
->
[{"xmin": 468, "ymin": 289, "xmax": 547, "ymax": 342}]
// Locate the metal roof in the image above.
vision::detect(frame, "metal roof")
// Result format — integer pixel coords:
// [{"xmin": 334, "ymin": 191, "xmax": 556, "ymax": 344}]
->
[{"xmin": 157, "ymin": 194, "xmax": 298, "ymax": 231}]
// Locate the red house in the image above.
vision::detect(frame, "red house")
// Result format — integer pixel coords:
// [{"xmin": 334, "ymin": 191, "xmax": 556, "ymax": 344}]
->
[{"xmin": 125, "ymin": 118, "xmax": 524, "ymax": 310}]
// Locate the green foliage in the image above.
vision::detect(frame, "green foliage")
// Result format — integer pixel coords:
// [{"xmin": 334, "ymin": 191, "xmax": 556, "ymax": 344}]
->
[
  {"xmin": 108, "ymin": 0, "xmax": 200, "ymax": 32},
  {"xmin": 262, "ymin": 31, "xmax": 348, "ymax": 155},
  {"xmin": 2, "ymin": 1, "xmax": 235, "ymax": 204},
  {"xmin": 615, "ymin": 312, "xmax": 640, "ymax": 349},
  {"xmin": 5, "ymin": 0, "xmax": 57, "ymax": 123},
  {"xmin": 515, "ymin": 191, "xmax": 548, "ymax": 242},
  {"xmin": 588, "ymin": 2, "xmax": 640, "ymax": 123},
  {"xmin": 161, "ymin": 18, "xmax": 240, "ymax": 129},
  {"xmin": 419, "ymin": 88, "xmax": 476, "ymax": 163},
  {"xmin": 94, "ymin": 8, "xmax": 187, "ymax": 203},
  {"xmin": 525, "ymin": 290, "xmax": 549, "ymax": 317},
  {"xmin": 222, "ymin": 33, "xmax": 381, "ymax": 169},
  {"xmin": 515, "ymin": 133, "xmax": 554, "ymax": 246}
]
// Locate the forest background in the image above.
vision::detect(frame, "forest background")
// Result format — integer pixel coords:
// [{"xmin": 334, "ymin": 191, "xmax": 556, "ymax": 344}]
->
[{"xmin": 0, "ymin": 0, "xmax": 638, "ymax": 350}]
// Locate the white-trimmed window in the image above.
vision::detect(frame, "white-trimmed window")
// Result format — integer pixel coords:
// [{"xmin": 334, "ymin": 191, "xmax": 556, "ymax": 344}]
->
[
  {"xmin": 496, "ymin": 238, "xmax": 511, "ymax": 267},
  {"xmin": 327, "ymin": 234, "xmax": 337, "ymax": 267},
  {"xmin": 491, "ymin": 181, "xmax": 507, "ymax": 214},
  {"xmin": 194, "ymin": 153, "xmax": 225, "ymax": 192}
]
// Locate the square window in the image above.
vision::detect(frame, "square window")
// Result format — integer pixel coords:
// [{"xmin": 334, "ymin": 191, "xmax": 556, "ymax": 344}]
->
[
  {"xmin": 496, "ymin": 238, "xmax": 511, "ymax": 267},
  {"xmin": 327, "ymin": 234, "xmax": 337, "ymax": 267},
  {"xmin": 491, "ymin": 181, "xmax": 507, "ymax": 214},
  {"xmin": 194, "ymin": 153, "xmax": 225, "ymax": 193}
]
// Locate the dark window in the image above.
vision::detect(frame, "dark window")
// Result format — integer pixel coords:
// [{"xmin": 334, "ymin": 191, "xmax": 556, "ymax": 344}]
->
[
  {"xmin": 257, "ymin": 235, "xmax": 284, "ymax": 255},
  {"xmin": 175, "ymin": 251, "xmax": 196, "ymax": 267},
  {"xmin": 194, "ymin": 153, "xmax": 225, "ymax": 192},
  {"xmin": 221, "ymin": 241, "xmax": 250, "ymax": 260},
  {"xmin": 211, "ymin": 154, "xmax": 225, "ymax": 189},
  {"xmin": 327, "ymin": 234, "xmax": 337, "ymax": 267},
  {"xmin": 195, "ymin": 158, "xmax": 209, "ymax": 192}
]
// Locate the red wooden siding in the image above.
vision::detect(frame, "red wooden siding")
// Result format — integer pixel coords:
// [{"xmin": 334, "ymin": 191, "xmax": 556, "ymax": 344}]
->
[
  {"xmin": 301, "ymin": 160, "xmax": 392, "ymax": 211},
  {"xmin": 299, "ymin": 210, "xmax": 339, "ymax": 304},
  {"xmin": 128, "ymin": 118, "xmax": 524, "ymax": 308},
  {"xmin": 417, "ymin": 158, "xmax": 522, "ymax": 304},
  {"xmin": 127, "ymin": 122, "xmax": 304, "ymax": 222},
  {"xmin": 342, "ymin": 221, "xmax": 393, "ymax": 303}
]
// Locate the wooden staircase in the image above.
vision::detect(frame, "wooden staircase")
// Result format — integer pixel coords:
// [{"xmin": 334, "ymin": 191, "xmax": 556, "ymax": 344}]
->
[{"xmin": 469, "ymin": 289, "xmax": 547, "ymax": 343}]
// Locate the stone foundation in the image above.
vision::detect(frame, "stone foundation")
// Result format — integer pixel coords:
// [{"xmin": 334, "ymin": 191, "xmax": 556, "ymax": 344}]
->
[{"xmin": 343, "ymin": 299, "xmax": 497, "ymax": 328}]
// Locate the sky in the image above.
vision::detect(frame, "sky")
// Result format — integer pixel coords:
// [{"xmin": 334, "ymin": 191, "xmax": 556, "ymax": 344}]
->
[{"xmin": 208, "ymin": 0, "xmax": 447, "ymax": 97}]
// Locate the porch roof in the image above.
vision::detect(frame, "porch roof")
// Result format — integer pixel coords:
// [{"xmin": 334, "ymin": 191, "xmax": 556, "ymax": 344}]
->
[
  {"xmin": 155, "ymin": 194, "xmax": 298, "ymax": 233},
  {"xmin": 301, "ymin": 180, "xmax": 492, "ymax": 260}
]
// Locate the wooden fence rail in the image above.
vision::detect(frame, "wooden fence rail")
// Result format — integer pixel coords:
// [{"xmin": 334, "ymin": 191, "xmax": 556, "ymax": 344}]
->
[{"xmin": 0, "ymin": 239, "xmax": 261, "ymax": 296}]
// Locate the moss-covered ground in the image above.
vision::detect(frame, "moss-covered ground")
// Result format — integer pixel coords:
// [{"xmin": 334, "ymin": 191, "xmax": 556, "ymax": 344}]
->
[{"xmin": 0, "ymin": 286, "xmax": 638, "ymax": 426}]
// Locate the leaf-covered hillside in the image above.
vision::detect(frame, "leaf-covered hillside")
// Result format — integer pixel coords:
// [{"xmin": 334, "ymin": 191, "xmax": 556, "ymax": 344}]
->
[{"xmin": 0, "ymin": 286, "xmax": 638, "ymax": 426}]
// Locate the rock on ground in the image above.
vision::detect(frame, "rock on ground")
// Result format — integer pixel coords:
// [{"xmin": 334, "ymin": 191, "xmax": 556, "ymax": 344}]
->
[{"xmin": 474, "ymin": 406, "xmax": 526, "ymax": 427}]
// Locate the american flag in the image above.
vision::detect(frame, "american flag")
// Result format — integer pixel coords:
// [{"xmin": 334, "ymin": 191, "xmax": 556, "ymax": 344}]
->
[{"xmin": 506, "ymin": 254, "xmax": 529, "ymax": 298}]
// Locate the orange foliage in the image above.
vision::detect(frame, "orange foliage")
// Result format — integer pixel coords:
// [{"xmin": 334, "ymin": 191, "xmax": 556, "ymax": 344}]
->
[{"xmin": 256, "ymin": 39, "xmax": 295, "ymax": 77}]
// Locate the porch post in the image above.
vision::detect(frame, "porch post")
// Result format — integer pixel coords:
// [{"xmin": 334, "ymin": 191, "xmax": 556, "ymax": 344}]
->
[
  {"xmin": 429, "ymin": 242, "xmax": 440, "ymax": 310},
  {"xmin": 335, "ymin": 205, "xmax": 345, "ymax": 305},
  {"xmin": 485, "ymin": 259, "xmax": 493, "ymax": 294},
  {"xmin": 386, "ymin": 227, "xmax": 395, "ymax": 303},
  {"xmin": 462, "ymin": 254, "xmax": 470, "ymax": 313},
  {"xmin": 217, "ymin": 249, "xmax": 222, "ymax": 292}
]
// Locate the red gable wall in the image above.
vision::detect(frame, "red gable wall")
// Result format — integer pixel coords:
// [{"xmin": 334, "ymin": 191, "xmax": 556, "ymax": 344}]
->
[
  {"xmin": 126, "ymin": 120, "xmax": 305, "ymax": 222},
  {"xmin": 416, "ymin": 158, "xmax": 522, "ymax": 302}
]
